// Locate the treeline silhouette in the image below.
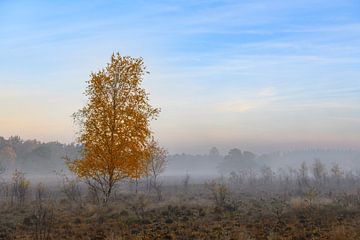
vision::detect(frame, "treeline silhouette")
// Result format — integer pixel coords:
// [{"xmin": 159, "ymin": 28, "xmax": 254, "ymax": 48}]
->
[
  {"xmin": 0, "ymin": 136, "xmax": 81, "ymax": 173},
  {"xmin": 0, "ymin": 136, "xmax": 359, "ymax": 175},
  {"xmin": 167, "ymin": 147, "xmax": 360, "ymax": 175}
]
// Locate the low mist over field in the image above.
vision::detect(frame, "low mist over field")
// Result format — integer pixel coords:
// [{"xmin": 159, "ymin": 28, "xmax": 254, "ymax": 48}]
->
[
  {"xmin": 1, "ymin": 0, "xmax": 360, "ymax": 239},
  {"xmin": 1, "ymin": 136, "xmax": 359, "ymax": 178}
]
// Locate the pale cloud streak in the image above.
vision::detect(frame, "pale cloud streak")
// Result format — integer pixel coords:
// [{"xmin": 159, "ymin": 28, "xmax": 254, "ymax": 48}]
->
[
  {"xmin": 258, "ymin": 87, "xmax": 277, "ymax": 97},
  {"xmin": 217, "ymin": 100, "xmax": 259, "ymax": 113}
]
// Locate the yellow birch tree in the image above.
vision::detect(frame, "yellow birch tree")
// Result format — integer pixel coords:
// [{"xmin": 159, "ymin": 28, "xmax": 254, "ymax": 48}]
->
[{"xmin": 67, "ymin": 52, "xmax": 160, "ymax": 203}]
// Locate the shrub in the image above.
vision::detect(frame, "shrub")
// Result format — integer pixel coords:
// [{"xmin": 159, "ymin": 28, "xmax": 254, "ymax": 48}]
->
[{"xmin": 11, "ymin": 170, "xmax": 29, "ymax": 206}]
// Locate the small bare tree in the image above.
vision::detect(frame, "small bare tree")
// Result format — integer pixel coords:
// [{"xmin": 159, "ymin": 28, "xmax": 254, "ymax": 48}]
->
[
  {"xmin": 331, "ymin": 163, "xmax": 343, "ymax": 185},
  {"xmin": 297, "ymin": 162, "xmax": 309, "ymax": 193},
  {"xmin": 299, "ymin": 162, "xmax": 308, "ymax": 180},
  {"xmin": 35, "ymin": 183, "xmax": 47, "ymax": 207},
  {"xmin": 182, "ymin": 173, "xmax": 190, "ymax": 195},
  {"xmin": 146, "ymin": 139, "xmax": 167, "ymax": 200},
  {"xmin": 260, "ymin": 165, "xmax": 274, "ymax": 184},
  {"xmin": 312, "ymin": 159, "xmax": 326, "ymax": 188}
]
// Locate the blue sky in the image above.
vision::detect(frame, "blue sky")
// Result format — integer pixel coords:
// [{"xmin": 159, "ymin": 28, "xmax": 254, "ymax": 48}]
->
[{"xmin": 0, "ymin": 0, "xmax": 360, "ymax": 153}]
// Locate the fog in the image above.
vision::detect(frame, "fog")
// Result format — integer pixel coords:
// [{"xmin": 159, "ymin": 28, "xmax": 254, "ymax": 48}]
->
[
  {"xmin": 1, "ymin": 136, "xmax": 359, "ymax": 181},
  {"xmin": 3, "ymin": 135, "xmax": 360, "ymax": 238}
]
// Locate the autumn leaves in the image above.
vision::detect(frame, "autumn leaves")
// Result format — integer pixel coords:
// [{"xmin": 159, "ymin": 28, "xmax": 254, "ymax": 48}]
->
[{"xmin": 67, "ymin": 53, "xmax": 164, "ymax": 203}]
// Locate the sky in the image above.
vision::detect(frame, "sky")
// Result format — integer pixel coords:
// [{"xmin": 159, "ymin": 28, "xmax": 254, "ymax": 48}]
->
[{"xmin": 0, "ymin": 0, "xmax": 360, "ymax": 154}]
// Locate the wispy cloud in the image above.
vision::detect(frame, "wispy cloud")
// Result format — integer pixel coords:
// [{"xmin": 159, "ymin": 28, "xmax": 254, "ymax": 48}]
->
[
  {"xmin": 217, "ymin": 100, "xmax": 259, "ymax": 113},
  {"xmin": 258, "ymin": 87, "xmax": 277, "ymax": 97}
]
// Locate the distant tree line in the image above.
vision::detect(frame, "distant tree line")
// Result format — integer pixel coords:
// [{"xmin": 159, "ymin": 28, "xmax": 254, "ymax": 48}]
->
[
  {"xmin": 1, "ymin": 136, "xmax": 359, "ymax": 176},
  {"xmin": 167, "ymin": 147, "xmax": 360, "ymax": 175},
  {"xmin": 0, "ymin": 136, "xmax": 81, "ymax": 173}
]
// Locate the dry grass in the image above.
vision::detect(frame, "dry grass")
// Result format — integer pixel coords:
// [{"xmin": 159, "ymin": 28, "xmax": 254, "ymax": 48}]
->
[{"xmin": 1, "ymin": 178, "xmax": 360, "ymax": 239}]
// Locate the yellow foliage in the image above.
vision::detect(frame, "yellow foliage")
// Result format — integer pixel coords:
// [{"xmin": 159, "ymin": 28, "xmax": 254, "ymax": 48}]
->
[{"xmin": 67, "ymin": 53, "xmax": 160, "ymax": 201}]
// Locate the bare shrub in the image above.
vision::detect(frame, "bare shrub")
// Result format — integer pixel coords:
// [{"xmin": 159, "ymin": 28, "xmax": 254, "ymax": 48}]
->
[
  {"xmin": 22, "ymin": 183, "xmax": 55, "ymax": 240},
  {"xmin": 25, "ymin": 204, "xmax": 55, "ymax": 240},
  {"xmin": 56, "ymin": 170, "xmax": 83, "ymax": 206},
  {"xmin": 62, "ymin": 175, "xmax": 83, "ymax": 207},
  {"xmin": 304, "ymin": 187, "xmax": 318, "ymax": 206},
  {"xmin": 0, "ymin": 160, "xmax": 5, "ymax": 176},
  {"xmin": 127, "ymin": 194, "xmax": 149, "ymax": 220},
  {"xmin": 206, "ymin": 180, "xmax": 231, "ymax": 210},
  {"xmin": 270, "ymin": 196, "xmax": 288, "ymax": 225},
  {"xmin": 35, "ymin": 183, "xmax": 47, "ymax": 207},
  {"xmin": 328, "ymin": 225, "xmax": 357, "ymax": 240},
  {"xmin": 11, "ymin": 170, "xmax": 29, "ymax": 206}
]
